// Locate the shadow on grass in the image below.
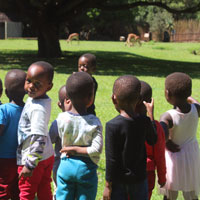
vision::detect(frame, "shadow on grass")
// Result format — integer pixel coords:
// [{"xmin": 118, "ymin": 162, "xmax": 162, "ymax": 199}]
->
[{"xmin": 0, "ymin": 49, "xmax": 200, "ymax": 78}]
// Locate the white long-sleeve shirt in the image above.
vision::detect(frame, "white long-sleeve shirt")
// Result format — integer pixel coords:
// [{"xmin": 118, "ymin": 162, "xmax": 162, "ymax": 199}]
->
[{"xmin": 17, "ymin": 97, "xmax": 54, "ymax": 169}]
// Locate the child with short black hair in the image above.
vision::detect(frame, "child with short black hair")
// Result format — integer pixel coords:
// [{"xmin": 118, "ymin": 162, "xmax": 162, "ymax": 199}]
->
[
  {"xmin": 78, "ymin": 53, "xmax": 98, "ymax": 115},
  {"xmin": 0, "ymin": 69, "xmax": 26, "ymax": 200},
  {"xmin": 49, "ymin": 85, "xmax": 71, "ymax": 197},
  {"xmin": 103, "ymin": 75, "xmax": 157, "ymax": 200},
  {"xmin": 136, "ymin": 81, "xmax": 166, "ymax": 200},
  {"xmin": 0, "ymin": 78, "xmax": 3, "ymax": 105},
  {"xmin": 56, "ymin": 72, "xmax": 103, "ymax": 200},
  {"xmin": 17, "ymin": 61, "xmax": 54, "ymax": 200},
  {"xmin": 160, "ymin": 72, "xmax": 200, "ymax": 200}
]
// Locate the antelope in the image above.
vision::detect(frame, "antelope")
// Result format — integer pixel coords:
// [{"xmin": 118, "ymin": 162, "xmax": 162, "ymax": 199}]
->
[
  {"xmin": 67, "ymin": 33, "xmax": 79, "ymax": 44},
  {"xmin": 125, "ymin": 33, "xmax": 141, "ymax": 47}
]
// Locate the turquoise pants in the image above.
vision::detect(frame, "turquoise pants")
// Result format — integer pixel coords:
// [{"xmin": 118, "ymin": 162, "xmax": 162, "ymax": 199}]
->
[{"xmin": 56, "ymin": 156, "xmax": 98, "ymax": 200}]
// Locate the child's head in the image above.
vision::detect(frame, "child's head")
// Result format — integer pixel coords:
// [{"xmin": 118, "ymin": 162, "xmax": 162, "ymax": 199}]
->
[
  {"xmin": 25, "ymin": 61, "xmax": 54, "ymax": 99},
  {"xmin": 5, "ymin": 69, "xmax": 26, "ymax": 102},
  {"xmin": 136, "ymin": 81, "xmax": 152, "ymax": 115},
  {"xmin": 0, "ymin": 78, "xmax": 3, "ymax": 98},
  {"xmin": 78, "ymin": 53, "xmax": 96, "ymax": 75},
  {"xmin": 58, "ymin": 85, "xmax": 71, "ymax": 112},
  {"xmin": 165, "ymin": 72, "xmax": 191, "ymax": 104},
  {"xmin": 112, "ymin": 75, "xmax": 141, "ymax": 111},
  {"xmin": 66, "ymin": 72, "xmax": 94, "ymax": 108}
]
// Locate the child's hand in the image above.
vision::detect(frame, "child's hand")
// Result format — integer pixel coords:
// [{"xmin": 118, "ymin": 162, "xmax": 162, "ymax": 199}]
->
[
  {"xmin": 187, "ymin": 96, "xmax": 194, "ymax": 104},
  {"xmin": 60, "ymin": 146, "xmax": 76, "ymax": 157},
  {"xmin": 19, "ymin": 166, "xmax": 33, "ymax": 179},
  {"xmin": 143, "ymin": 98, "xmax": 154, "ymax": 121},
  {"xmin": 103, "ymin": 186, "xmax": 112, "ymax": 200},
  {"xmin": 166, "ymin": 139, "xmax": 180, "ymax": 153},
  {"xmin": 187, "ymin": 96, "xmax": 198, "ymax": 104}
]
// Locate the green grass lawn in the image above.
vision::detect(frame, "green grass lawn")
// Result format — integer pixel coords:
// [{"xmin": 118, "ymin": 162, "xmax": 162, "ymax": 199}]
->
[{"xmin": 0, "ymin": 39, "xmax": 200, "ymax": 199}]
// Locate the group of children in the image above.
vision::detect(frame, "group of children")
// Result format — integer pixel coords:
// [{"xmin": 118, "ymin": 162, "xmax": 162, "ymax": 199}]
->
[{"xmin": 0, "ymin": 52, "xmax": 200, "ymax": 200}]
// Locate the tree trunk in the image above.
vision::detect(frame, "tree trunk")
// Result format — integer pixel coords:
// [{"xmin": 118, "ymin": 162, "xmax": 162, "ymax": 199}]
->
[{"xmin": 37, "ymin": 22, "xmax": 61, "ymax": 58}]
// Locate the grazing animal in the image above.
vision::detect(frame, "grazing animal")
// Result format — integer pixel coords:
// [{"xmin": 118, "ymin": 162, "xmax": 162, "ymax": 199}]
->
[
  {"xmin": 125, "ymin": 33, "xmax": 141, "ymax": 47},
  {"xmin": 67, "ymin": 33, "xmax": 79, "ymax": 44}
]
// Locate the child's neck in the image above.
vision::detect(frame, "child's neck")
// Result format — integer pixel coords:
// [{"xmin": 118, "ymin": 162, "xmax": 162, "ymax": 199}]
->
[
  {"xmin": 174, "ymin": 101, "xmax": 191, "ymax": 114},
  {"xmin": 70, "ymin": 105, "xmax": 87, "ymax": 115},
  {"xmin": 120, "ymin": 109, "xmax": 137, "ymax": 119},
  {"xmin": 10, "ymin": 99, "xmax": 24, "ymax": 107},
  {"xmin": 34, "ymin": 94, "xmax": 48, "ymax": 99}
]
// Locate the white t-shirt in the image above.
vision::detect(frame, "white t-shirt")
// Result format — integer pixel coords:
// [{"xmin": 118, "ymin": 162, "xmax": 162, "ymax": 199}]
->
[{"xmin": 56, "ymin": 111, "xmax": 103, "ymax": 165}]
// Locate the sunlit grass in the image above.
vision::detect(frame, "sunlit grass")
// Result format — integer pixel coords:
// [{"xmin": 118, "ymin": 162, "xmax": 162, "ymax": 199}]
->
[{"xmin": 0, "ymin": 39, "xmax": 200, "ymax": 199}]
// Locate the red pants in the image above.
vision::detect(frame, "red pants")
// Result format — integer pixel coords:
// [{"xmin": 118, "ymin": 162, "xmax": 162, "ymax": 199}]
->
[
  {"xmin": 147, "ymin": 171, "xmax": 155, "ymax": 200},
  {"xmin": 18, "ymin": 155, "xmax": 54, "ymax": 200},
  {"xmin": 0, "ymin": 158, "xmax": 19, "ymax": 200}
]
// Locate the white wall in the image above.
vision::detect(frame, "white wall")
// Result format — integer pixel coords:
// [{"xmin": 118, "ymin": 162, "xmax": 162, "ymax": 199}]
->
[{"xmin": 6, "ymin": 22, "xmax": 22, "ymax": 38}]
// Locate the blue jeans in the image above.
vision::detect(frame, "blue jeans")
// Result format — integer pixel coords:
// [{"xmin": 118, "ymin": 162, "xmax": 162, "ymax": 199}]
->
[
  {"xmin": 56, "ymin": 156, "xmax": 98, "ymax": 200},
  {"xmin": 111, "ymin": 178, "xmax": 148, "ymax": 200}
]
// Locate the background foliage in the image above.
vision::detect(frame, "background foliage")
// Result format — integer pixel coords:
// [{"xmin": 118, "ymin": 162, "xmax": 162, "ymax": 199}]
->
[{"xmin": 1, "ymin": 0, "xmax": 200, "ymax": 57}]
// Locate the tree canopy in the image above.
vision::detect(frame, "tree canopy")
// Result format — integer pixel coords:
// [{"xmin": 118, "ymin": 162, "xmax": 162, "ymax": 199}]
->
[{"xmin": 0, "ymin": 0, "xmax": 200, "ymax": 57}]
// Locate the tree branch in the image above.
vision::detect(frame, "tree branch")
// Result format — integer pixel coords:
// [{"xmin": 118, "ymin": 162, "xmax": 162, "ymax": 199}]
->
[
  {"xmin": 55, "ymin": 0, "xmax": 96, "ymax": 22},
  {"xmin": 55, "ymin": 0, "xmax": 91, "ymax": 17},
  {"xmin": 96, "ymin": 1, "xmax": 200, "ymax": 14}
]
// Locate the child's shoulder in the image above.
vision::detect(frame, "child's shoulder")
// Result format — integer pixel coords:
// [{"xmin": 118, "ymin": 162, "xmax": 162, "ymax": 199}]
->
[
  {"xmin": 134, "ymin": 114, "xmax": 152, "ymax": 125},
  {"xmin": 91, "ymin": 76, "xmax": 98, "ymax": 89},
  {"xmin": 106, "ymin": 115, "xmax": 123, "ymax": 124},
  {"xmin": 106, "ymin": 115, "xmax": 139, "ymax": 127},
  {"xmin": 32, "ymin": 96, "xmax": 51, "ymax": 104},
  {"xmin": 91, "ymin": 75, "xmax": 97, "ymax": 81},
  {"xmin": 30, "ymin": 97, "xmax": 51, "ymax": 109},
  {"xmin": 160, "ymin": 110, "xmax": 173, "ymax": 120},
  {"xmin": 56, "ymin": 111, "xmax": 100, "ymax": 122},
  {"xmin": 0, "ymin": 103, "xmax": 23, "ymax": 125},
  {"xmin": 56, "ymin": 111, "xmax": 69, "ymax": 120},
  {"xmin": 87, "ymin": 113, "xmax": 101, "ymax": 122},
  {"xmin": 0, "ymin": 103, "xmax": 23, "ymax": 111}
]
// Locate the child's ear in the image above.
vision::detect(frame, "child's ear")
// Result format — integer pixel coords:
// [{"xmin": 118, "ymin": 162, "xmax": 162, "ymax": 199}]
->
[
  {"xmin": 165, "ymin": 89, "xmax": 170, "ymax": 98},
  {"xmin": 47, "ymin": 83, "xmax": 53, "ymax": 92},
  {"xmin": 112, "ymin": 94, "xmax": 117, "ymax": 105},
  {"xmin": 64, "ymin": 98, "xmax": 72, "ymax": 112},
  {"xmin": 57, "ymin": 101, "xmax": 62, "ymax": 109},
  {"xmin": 64, "ymin": 98, "xmax": 71, "ymax": 105}
]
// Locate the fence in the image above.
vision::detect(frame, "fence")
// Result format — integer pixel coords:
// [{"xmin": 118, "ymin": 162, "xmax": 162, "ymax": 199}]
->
[{"xmin": 170, "ymin": 33, "xmax": 200, "ymax": 42}]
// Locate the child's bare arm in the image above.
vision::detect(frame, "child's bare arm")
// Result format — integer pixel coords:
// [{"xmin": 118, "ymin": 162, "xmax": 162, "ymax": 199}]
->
[
  {"xmin": 143, "ymin": 98, "xmax": 154, "ymax": 121},
  {"xmin": 187, "ymin": 96, "xmax": 200, "ymax": 104},
  {"xmin": 160, "ymin": 112, "xmax": 180, "ymax": 152},
  {"xmin": 19, "ymin": 166, "xmax": 33, "ymax": 179},
  {"xmin": 60, "ymin": 146, "xmax": 87, "ymax": 156},
  {"xmin": 187, "ymin": 96, "xmax": 200, "ymax": 117},
  {"xmin": 103, "ymin": 181, "xmax": 112, "ymax": 200},
  {"xmin": 60, "ymin": 125, "xmax": 103, "ymax": 158},
  {"xmin": 160, "ymin": 112, "xmax": 173, "ymax": 140}
]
